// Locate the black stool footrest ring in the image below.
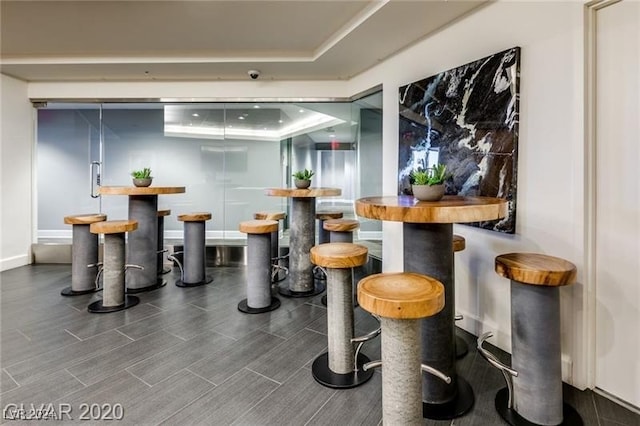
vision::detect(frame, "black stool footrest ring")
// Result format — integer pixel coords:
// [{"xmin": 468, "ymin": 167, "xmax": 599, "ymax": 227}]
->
[
  {"xmin": 495, "ymin": 387, "xmax": 583, "ymax": 426},
  {"xmin": 176, "ymin": 275, "xmax": 213, "ymax": 288},
  {"xmin": 311, "ymin": 352, "xmax": 374, "ymax": 389},
  {"xmin": 422, "ymin": 376, "xmax": 475, "ymax": 420},
  {"xmin": 237, "ymin": 297, "xmax": 281, "ymax": 314},
  {"xmin": 61, "ymin": 286, "xmax": 100, "ymax": 297},
  {"xmin": 88, "ymin": 295, "xmax": 140, "ymax": 313}
]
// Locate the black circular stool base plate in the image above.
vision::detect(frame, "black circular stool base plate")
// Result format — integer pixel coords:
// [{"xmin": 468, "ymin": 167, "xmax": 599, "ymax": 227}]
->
[
  {"xmin": 456, "ymin": 335, "xmax": 469, "ymax": 359},
  {"xmin": 279, "ymin": 279, "xmax": 326, "ymax": 298},
  {"xmin": 237, "ymin": 297, "xmax": 281, "ymax": 314},
  {"xmin": 127, "ymin": 278, "xmax": 167, "ymax": 294},
  {"xmin": 88, "ymin": 295, "xmax": 140, "ymax": 313},
  {"xmin": 423, "ymin": 376, "xmax": 475, "ymax": 420},
  {"xmin": 160, "ymin": 267, "xmax": 172, "ymax": 275},
  {"xmin": 176, "ymin": 275, "xmax": 213, "ymax": 288},
  {"xmin": 495, "ymin": 387, "xmax": 584, "ymax": 426},
  {"xmin": 311, "ymin": 352, "xmax": 374, "ymax": 389},
  {"xmin": 61, "ymin": 286, "xmax": 99, "ymax": 297}
]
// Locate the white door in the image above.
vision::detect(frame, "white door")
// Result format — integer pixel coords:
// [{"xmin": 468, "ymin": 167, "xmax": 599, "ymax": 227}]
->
[{"xmin": 595, "ymin": 0, "xmax": 640, "ymax": 407}]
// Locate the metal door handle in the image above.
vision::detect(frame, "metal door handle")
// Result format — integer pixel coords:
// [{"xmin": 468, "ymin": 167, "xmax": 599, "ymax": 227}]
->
[{"xmin": 90, "ymin": 161, "xmax": 101, "ymax": 198}]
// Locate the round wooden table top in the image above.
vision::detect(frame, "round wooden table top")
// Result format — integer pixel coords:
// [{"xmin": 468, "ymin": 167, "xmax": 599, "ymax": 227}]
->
[
  {"xmin": 265, "ymin": 187, "xmax": 341, "ymax": 198},
  {"xmin": 64, "ymin": 213, "xmax": 107, "ymax": 225},
  {"xmin": 90, "ymin": 220, "xmax": 138, "ymax": 234},
  {"xmin": 239, "ymin": 220, "xmax": 279, "ymax": 234},
  {"xmin": 355, "ymin": 195, "xmax": 507, "ymax": 224},
  {"xmin": 254, "ymin": 211, "xmax": 286, "ymax": 221},
  {"xmin": 358, "ymin": 272, "xmax": 445, "ymax": 319},
  {"xmin": 98, "ymin": 186, "xmax": 185, "ymax": 195},
  {"xmin": 495, "ymin": 253, "xmax": 577, "ymax": 287}
]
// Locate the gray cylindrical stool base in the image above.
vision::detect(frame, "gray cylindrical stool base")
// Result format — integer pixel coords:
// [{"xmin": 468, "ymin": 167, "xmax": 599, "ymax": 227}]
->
[
  {"xmin": 381, "ymin": 317, "xmax": 423, "ymax": 426},
  {"xmin": 329, "ymin": 231, "xmax": 353, "ymax": 243},
  {"xmin": 177, "ymin": 221, "xmax": 213, "ymax": 287},
  {"xmin": 318, "ymin": 219, "xmax": 331, "ymax": 245},
  {"xmin": 63, "ymin": 224, "xmax": 100, "ymax": 296},
  {"xmin": 127, "ymin": 195, "xmax": 164, "ymax": 293},
  {"xmin": 238, "ymin": 232, "xmax": 280, "ymax": 314},
  {"xmin": 511, "ymin": 281, "xmax": 562, "ymax": 425},
  {"xmin": 311, "ymin": 268, "xmax": 372, "ymax": 389},
  {"xmin": 88, "ymin": 233, "xmax": 139, "ymax": 313}
]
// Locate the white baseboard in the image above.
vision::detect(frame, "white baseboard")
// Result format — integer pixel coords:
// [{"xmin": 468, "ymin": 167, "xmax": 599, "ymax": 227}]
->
[
  {"xmin": 358, "ymin": 231, "xmax": 382, "ymax": 240},
  {"xmin": 0, "ymin": 254, "xmax": 31, "ymax": 272},
  {"xmin": 38, "ymin": 230, "xmax": 72, "ymax": 239}
]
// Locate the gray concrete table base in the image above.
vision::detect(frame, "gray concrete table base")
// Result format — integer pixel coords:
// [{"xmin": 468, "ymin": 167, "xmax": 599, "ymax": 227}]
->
[
  {"xmin": 284, "ymin": 197, "xmax": 315, "ymax": 294},
  {"xmin": 176, "ymin": 220, "xmax": 212, "ymax": 288},
  {"xmin": 88, "ymin": 233, "xmax": 140, "ymax": 313},
  {"xmin": 127, "ymin": 195, "xmax": 164, "ymax": 293},
  {"xmin": 403, "ymin": 222, "xmax": 474, "ymax": 419},
  {"xmin": 278, "ymin": 275, "xmax": 326, "ymax": 298},
  {"xmin": 380, "ymin": 317, "xmax": 423, "ymax": 426},
  {"xmin": 238, "ymin": 233, "xmax": 281, "ymax": 314},
  {"xmin": 495, "ymin": 388, "xmax": 584, "ymax": 426},
  {"xmin": 62, "ymin": 223, "xmax": 100, "ymax": 296},
  {"xmin": 321, "ymin": 231, "xmax": 355, "ymax": 307},
  {"xmin": 157, "ymin": 215, "xmax": 171, "ymax": 275},
  {"xmin": 317, "ymin": 219, "xmax": 331, "ymax": 245}
]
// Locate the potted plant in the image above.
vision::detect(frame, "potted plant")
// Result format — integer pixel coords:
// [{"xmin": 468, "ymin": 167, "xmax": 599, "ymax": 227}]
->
[
  {"xmin": 292, "ymin": 168, "xmax": 314, "ymax": 189},
  {"xmin": 410, "ymin": 164, "xmax": 447, "ymax": 201},
  {"xmin": 131, "ymin": 167, "xmax": 153, "ymax": 187}
]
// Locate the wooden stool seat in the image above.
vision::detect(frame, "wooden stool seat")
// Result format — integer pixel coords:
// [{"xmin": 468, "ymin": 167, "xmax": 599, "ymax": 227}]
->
[
  {"xmin": 316, "ymin": 211, "xmax": 343, "ymax": 220},
  {"xmin": 178, "ymin": 212, "xmax": 211, "ymax": 222},
  {"xmin": 157, "ymin": 209, "xmax": 171, "ymax": 217},
  {"xmin": 239, "ymin": 220, "xmax": 278, "ymax": 234},
  {"xmin": 254, "ymin": 211, "xmax": 286, "ymax": 221},
  {"xmin": 64, "ymin": 213, "xmax": 106, "ymax": 225},
  {"xmin": 495, "ymin": 253, "xmax": 577, "ymax": 287},
  {"xmin": 90, "ymin": 220, "xmax": 138, "ymax": 235},
  {"xmin": 310, "ymin": 243, "xmax": 368, "ymax": 269},
  {"xmin": 323, "ymin": 219, "xmax": 359, "ymax": 233},
  {"xmin": 358, "ymin": 272, "xmax": 444, "ymax": 319},
  {"xmin": 453, "ymin": 234, "xmax": 466, "ymax": 252}
]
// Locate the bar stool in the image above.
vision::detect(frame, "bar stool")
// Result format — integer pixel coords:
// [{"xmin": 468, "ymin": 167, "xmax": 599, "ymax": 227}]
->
[
  {"xmin": 310, "ymin": 243, "xmax": 375, "ymax": 388},
  {"xmin": 324, "ymin": 218, "xmax": 359, "ymax": 243},
  {"xmin": 253, "ymin": 211, "xmax": 287, "ymax": 283},
  {"xmin": 238, "ymin": 220, "xmax": 281, "ymax": 314},
  {"xmin": 157, "ymin": 209, "xmax": 171, "ymax": 275},
  {"xmin": 316, "ymin": 210, "xmax": 343, "ymax": 244},
  {"xmin": 358, "ymin": 272, "xmax": 449, "ymax": 425},
  {"xmin": 452, "ymin": 234, "xmax": 468, "ymax": 358},
  {"xmin": 478, "ymin": 253, "xmax": 582, "ymax": 426},
  {"xmin": 61, "ymin": 213, "xmax": 107, "ymax": 296},
  {"xmin": 175, "ymin": 212, "xmax": 213, "ymax": 287},
  {"xmin": 88, "ymin": 220, "xmax": 140, "ymax": 313}
]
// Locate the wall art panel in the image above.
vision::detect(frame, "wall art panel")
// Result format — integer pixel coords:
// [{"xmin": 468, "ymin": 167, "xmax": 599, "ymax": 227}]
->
[{"xmin": 398, "ymin": 47, "xmax": 520, "ymax": 233}]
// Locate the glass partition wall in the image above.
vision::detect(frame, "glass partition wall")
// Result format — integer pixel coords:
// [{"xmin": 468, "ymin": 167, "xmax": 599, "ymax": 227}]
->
[{"xmin": 36, "ymin": 93, "xmax": 382, "ymax": 250}]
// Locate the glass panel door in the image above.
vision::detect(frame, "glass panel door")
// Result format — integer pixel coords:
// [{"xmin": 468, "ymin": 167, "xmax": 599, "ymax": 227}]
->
[{"xmin": 36, "ymin": 104, "xmax": 101, "ymax": 240}]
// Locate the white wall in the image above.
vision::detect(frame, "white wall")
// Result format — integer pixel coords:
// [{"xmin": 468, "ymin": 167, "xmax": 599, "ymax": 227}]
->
[
  {"xmin": 350, "ymin": 1, "xmax": 587, "ymax": 388},
  {"xmin": 0, "ymin": 74, "xmax": 34, "ymax": 271},
  {"xmin": 7, "ymin": 1, "xmax": 592, "ymax": 390}
]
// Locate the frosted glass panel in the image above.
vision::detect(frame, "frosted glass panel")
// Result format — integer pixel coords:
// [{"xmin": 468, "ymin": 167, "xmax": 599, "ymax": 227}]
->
[{"xmin": 36, "ymin": 94, "xmax": 382, "ymax": 243}]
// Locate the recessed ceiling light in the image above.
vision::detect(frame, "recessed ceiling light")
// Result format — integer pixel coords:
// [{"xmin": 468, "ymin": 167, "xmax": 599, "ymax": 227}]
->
[
  {"xmin": 238, "ymin": 116, "xmax": 245, "ymax": 120},
  {"xmin": 228, "ymin": 125, "xmax": 233, "ymax": 128},
  {"xmin": 278, "ymin": 119, "xmax": 284, "ymax": 123},
  {"xmin": 253, "ymin": 105, "xmax": 260, "ymax": 109},
  {"xmin": 329, "ymin": 134, "xmax": 335, "ymax": 138},
  {"xmin": 192, "ymin": 113, "xmax": 199, "ymax": 117},
  {"xmin": 299, "ymin": 109, "xmax": 305, "ymax": 113}
]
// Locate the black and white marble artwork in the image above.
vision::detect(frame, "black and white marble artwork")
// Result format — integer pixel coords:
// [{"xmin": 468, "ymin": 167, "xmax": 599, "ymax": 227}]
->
[{"xmin": 398, "ymin": 47, "xmax": 520, "ymax": 233}]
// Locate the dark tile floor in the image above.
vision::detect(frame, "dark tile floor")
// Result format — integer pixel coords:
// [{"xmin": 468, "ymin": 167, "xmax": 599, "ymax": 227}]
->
[{"xmin": 1, "ymin": 264, "xmax": 638, "ymax": 425}]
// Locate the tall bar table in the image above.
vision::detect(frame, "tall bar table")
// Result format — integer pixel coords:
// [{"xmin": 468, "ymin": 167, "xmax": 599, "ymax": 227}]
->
[
  {"xmin": 355, "ymin": 195, "xmax": 507, "ymax": 420},
  {"xmin": 265, "ymin": 187, "xmax": 341, "ymax": 297},
  {"xmin": 99, "ymin": 186, "xmax": 185, "ymax": 293}
]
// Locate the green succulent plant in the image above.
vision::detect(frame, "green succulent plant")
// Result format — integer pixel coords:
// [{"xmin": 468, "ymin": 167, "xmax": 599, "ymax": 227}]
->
[
  {"xmin": 131, "ymin": 167, "xmax": 152, "ymax": 179},
  {"xmin": 292, "ymin": 168, "xmax": 314, "ymax": 180},
  {"xmin": 411, "ymin": 164, "xmax": 447, "ymax": 186}
]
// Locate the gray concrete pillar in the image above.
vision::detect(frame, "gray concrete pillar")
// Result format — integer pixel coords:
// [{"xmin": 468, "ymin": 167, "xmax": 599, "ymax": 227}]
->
[
  {"xmin": 329, "ymin": 231, "xmax": 353, "ymax": 243},
  {"xmin": 127, "ymin": 195, "xmax": 159, "ymax": 291},
  {"xmin": 71, "ymin": 224, "xmax": 99, "ymax": 292},
  {"xmin": 247, "ymin": 233, "xmax": 272, "ymax": 309},
  {"xmin": 381, "ymin": 317, "xmax": 423, "ymax": 426},
  {"xmin": 326, "ymin": 268, "xmax": 355, "ymax": 374},
  {"xmin": 289, "ymin": 197, "xmax": 315, "ymax": 293},
  {"xmin": 511, "ymin": 281, "xmax": 562, "ymax": 425},
  {"xmin": 157, "ymin": 215, "xmax": 166, "ymax": 275},
  {"xmin": 102, "ymin": 233, "xmax": 125, "ymax": 308},
  {"xmin": 183, "ymin": 221, "xmax": 206, "ymax": 284}
]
